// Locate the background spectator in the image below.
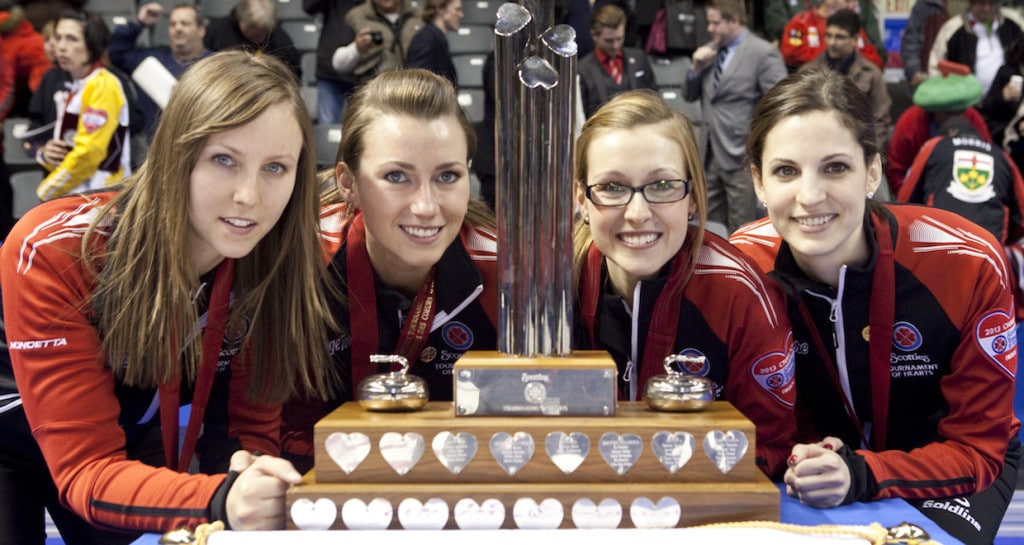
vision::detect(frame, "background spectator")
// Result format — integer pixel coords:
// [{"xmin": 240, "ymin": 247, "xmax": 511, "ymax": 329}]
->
[
  {"xmin": 332, "ymin": 0, "xmax": 421, "ymax": 86},
  {"xmin": 108, "ymin": 3, "xmax": 211, "ymax": 140},
  {"xmin": 0, "ymin": 3, "xmax": 50, "ymax": 117},
  {"xmin": 35, "ymin": 10, "xmax": 130, "ymax": 200},
  {"xmin": 899, "ymin": 115, "xmax": 1024, "ymax": 245},
  {"xmin": 686, "ymin": 0, "xmax": 786, "ymax": 233},
  {"xmin": 781, "ymin": 0, "xmax": 883, "ymax": 70},
  {"xmin": 799, "ymin": 8, "xmax": 891, "ymax": 150},
  {"xmin": 900, "ymin": 0, "xmax": 948, "ymax": 88},
  {"xmin": 887, "ymin": 64, "xmax": 992, "ymax": 193},
  {"xmin": 979, "ymin": 33, "xmax": 1024, "ymax": 147},
  {"xmin": 578, "ymin": 3, "xmax": 657, "ymax": 118},
  {"xmin": 929, "ymin": 0, "xmax": 1024, "ymax": 96},
  {"xmin": 303, "ymin": 0, "xmax": 359, "ymax": 124},
  {"xmin": 204, "ymin": 0, "xmax": 302, "ymax": 80},
  {"xmin": 406, "ymin": 0, "xmax": 462, "ymax": 88}
]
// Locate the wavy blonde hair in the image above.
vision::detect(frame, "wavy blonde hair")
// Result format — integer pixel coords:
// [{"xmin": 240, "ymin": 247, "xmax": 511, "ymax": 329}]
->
[{"xmin": 86, "ymin": 51, "xmax": 336, "ymax": 401}]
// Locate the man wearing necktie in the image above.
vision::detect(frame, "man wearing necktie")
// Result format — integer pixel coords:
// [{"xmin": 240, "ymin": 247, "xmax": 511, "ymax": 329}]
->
[
  {"xmin": 578, "ymin": 4, "xmax": 658, "ymax": 118},
  {"xmin": 686, "ymin": 0, "xmax": 787, "ymax": 234}
]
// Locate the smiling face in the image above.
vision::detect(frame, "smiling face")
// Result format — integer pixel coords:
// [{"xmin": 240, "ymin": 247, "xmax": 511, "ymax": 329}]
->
[
  {"xmin": 576, "ymin": 123, "xmax": 695, "ymax": 299},
  {"xmin": 340, "ymin": 114, "xmax": 470, "ymax": 294},
  {"xmin": 188, "ymin": 103, "xmax": 301, "ymax": 274},
  {"xmin": 752, "ymin": 110, "xmax": 881, "ymax": 286}
]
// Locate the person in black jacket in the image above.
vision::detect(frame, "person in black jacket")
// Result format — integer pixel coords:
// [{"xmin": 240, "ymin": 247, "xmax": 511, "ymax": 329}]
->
[
  {"xmin": 303, "ymin": 0, "xmax": 359, "ymax": 124},
  {"xmin": 204, "ymin": 0, "xmax": 302, "ymax": 81},
  {"xmin": 405, "ymin": 0, "xmax": 462, "ymax": 88}
]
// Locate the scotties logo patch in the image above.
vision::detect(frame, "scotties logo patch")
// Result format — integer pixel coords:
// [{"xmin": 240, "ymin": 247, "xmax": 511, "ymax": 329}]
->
[
  {"xmin": 442, "ymin": 321, "xmax": 474, "ymax": 351},
  {"xmin": 976, "ymin": 310, "xmax": 1017, "ymax": 379},
  {"xmin": 750, "ymin": 333, "xmax": 796, "ymax": 406},
  {"xmin": 892, "ymin": 322, "xmax": 923, "ymax": 351},
  {"xmin": 81, "ymin": 106, "xmax": 108, "ymax": 134},
  {"xmin": 674, "ymin": 348, "xmax": 709, "ymax": 375}
]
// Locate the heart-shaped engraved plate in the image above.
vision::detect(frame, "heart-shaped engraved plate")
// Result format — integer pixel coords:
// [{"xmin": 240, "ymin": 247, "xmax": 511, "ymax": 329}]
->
[
  {"xmin": 489, "ymin": 431, "xmax": 535, "ymax": 476},
  {"xmin": 453, "ymin": 498, "xmax": 505, "ymax": 530},
  {"xmin": 571, "ymin": 498, "xmax": 622, "ymax": 529},
  {"xmin": 651, "ymin": 431, "xmax": 695, "ymax": 474},
  {"xmin": 512, "ymin": 498, "xmax": 564, "ymax": 529},
  {"xmin": 324, "ymin": 432, "xmax": 371, "ymax": 474},
  {"xmin": 545, "ymin": 431, "xmax": 590, "ymax": 474},
  {"xmin": 703, "ymin": 429, "xmax": 749, "ymax": 473},
  {"xmin": 340, "ymin": 498, "xmax": 393, "ymax": 530},
  {"xmin": 379, "ymin": 432, "xmax": 425, "ymax": 476},
  {"xmin": 432, "ymin": 431, "xmax": 478, "ymax": 475},
  {"xmin": 598, "ymin": 432, "xmax": 643, "ymax": 475},
  {"xmin": 629, "ymin": 497, "xmax": 681, "ymax": 529},
  {"xmin": 290, "ymin": 498, "xmax": 337, "ymax": 531},
  {"xmin": 397, "ymin": 497, "xmax": 449, "ymax": 530}
]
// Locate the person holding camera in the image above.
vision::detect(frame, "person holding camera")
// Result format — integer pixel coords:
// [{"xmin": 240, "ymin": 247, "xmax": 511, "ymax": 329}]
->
[{"xmin": 332, "ymin": 0, "xmax": 421, "ymax": 84}]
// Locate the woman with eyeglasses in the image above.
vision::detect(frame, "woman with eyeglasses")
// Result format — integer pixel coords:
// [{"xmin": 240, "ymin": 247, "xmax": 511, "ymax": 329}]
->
[{"xmin": 572, "ymin": 90, "xmax": 798, "ymax": 480}]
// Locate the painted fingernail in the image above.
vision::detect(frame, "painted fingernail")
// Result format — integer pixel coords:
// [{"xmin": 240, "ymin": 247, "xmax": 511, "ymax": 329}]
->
[
  {"xmin": 788, "ymin": 454, "xmax": 798, "ymax": 466},
  {"xmin": 823, "ymin": 444, "xmax": 834, "ymax": 451}
]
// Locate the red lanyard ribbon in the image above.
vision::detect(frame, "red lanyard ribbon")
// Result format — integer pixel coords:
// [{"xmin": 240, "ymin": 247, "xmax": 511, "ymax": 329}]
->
[
  {"xmin": 158, "ymin": 258, "xmax": 235, "ymax": 472},
  {"xmin": 580, "ymin": 234, "xmax": 694, "ymax": 397},
  {"xmin": 796, "ymin": 212, "xmax": 894, "ymax": 450},
  {"xmin": 346, "ymin": 213, "xmax": 437, "ymax": 388}
]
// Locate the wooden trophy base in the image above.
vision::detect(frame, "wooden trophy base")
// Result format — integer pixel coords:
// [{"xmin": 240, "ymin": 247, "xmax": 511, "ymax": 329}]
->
[{"xmin": 286, "ymin": 400, "xmax": 779, "ymax": 530}]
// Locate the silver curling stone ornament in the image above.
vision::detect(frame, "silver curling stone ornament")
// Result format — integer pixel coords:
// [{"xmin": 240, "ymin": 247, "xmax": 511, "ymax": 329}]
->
[
  {"xmin": 644, "ymin": 354, "xmax": 715, "ymax": 412},
  {"xmin": 357, "ymin": 354, "xmax": 429, "ymax": 411}
]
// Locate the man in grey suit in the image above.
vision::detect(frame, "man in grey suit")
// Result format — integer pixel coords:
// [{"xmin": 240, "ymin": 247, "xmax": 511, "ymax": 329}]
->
[{"xmin": 685, "ymin": 0, "xmax": 787, "ymax": 233}]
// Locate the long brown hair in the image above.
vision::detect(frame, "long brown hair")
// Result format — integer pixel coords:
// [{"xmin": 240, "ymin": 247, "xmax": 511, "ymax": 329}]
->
[
  {"xmin": 572, "ymin": 89, "xmax": 707, "ymax": 284},
  {"xmin": 86, "ymin": 51, "xmax": 336, "ymax": 401}
]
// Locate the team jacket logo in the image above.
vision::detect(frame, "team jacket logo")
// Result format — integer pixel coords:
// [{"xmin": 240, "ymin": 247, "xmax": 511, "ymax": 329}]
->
[
  {"xmin": 976, "ymin": 310, "xmax": 1017, "ymax": 379},
  {"xmin": 749, "ymin": 333, "xmax": 796, "ymax": 406},
  {"xmin": 442, "ymin": 321, "xmax": 474, "ymax": 351},
  {"xmin": 948, "ymin": 150, "xmax": 996, "ymax": 203},
  {"xmin": 675, "ymin": 348, "xmax": 709, "ymax": 375},
  {"xmin": 81, "ymin": 106, "xmax": 108, "ymax": 134},
  {"xmin": 891, "ymin": 321, "xmax": 923, "ymax": 351},
  {"xmin": 9, "ymin": 337, "xmax": 68, "ymax": 350}
]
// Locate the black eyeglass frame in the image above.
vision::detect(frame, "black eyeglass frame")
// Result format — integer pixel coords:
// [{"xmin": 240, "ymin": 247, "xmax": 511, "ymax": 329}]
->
[{"xmin": 583, "ymin": 179, "xmax": 692, "ymax": 207}]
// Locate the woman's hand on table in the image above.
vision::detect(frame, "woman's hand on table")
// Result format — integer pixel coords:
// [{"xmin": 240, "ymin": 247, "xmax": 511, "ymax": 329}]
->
[
  {"xmin": 225, "ymin": 450, "xmax": 303, "ymax": 530},
  {"xmin": 784, "ymin": 439, "xmax": 851, "ymax": 508}
]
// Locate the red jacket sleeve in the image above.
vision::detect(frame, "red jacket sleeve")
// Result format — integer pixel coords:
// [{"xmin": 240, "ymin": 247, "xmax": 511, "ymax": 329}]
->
[
  {"xmin": 0, "ymin": 201, "xmax": 228, "ymax": 533},
  {"xmin": 780, "ymin": 15, "xmax": 821, "ymax": 68}
]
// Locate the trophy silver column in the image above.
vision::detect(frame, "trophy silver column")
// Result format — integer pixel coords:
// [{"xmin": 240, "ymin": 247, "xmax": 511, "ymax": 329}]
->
[{"xmin": 494, "ymin": 2, "xmax": 576, "ymax": 358}]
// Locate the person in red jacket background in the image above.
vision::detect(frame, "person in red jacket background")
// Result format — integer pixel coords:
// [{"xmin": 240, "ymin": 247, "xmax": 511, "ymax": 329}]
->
[{"xmin": 780, "ymin": 0, "xmax": 883, "ymax": 70}]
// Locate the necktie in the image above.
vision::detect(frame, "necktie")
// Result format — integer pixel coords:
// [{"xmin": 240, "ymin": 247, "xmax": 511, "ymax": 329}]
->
[{"xmin": 712, "ymin": 46, "xmax": 728, "ymax": 90}]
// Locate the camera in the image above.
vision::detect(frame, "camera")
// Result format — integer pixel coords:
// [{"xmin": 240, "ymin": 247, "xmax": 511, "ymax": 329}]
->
[{"xmin": 370, "ymin": 31, "xmax": 383, "ymax": 45}]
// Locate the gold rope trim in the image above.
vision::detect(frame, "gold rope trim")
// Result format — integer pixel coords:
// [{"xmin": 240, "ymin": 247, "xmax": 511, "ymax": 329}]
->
[{"xmin": 691, "ymin": 520, "xmax": 891, "ymax": 544}]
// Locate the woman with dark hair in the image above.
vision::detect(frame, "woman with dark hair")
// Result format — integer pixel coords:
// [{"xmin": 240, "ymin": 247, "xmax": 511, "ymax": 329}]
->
[
  {"xmin": 731, "ymin": 68, "xmax": 1022, "ymax": 545},
  {"xmin": 35, "ymin": 10, "xmax": 129, "ymax": 200},
  {"xmin": 281, "ymin": 68, "xmax": 498, "ymax": 473},
  {"xmin": 0, "ymin": 51, "xmax": 337, "ymax": 544},
  {"xmin": 571, "ymin": 89, "xmax": 798, "ymax": 480}
]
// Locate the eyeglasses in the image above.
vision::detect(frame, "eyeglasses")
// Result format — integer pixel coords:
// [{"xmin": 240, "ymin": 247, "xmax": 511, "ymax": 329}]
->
[{"xmin": 584, "ymin": 179, "xmax": 691, "ymax": 206}]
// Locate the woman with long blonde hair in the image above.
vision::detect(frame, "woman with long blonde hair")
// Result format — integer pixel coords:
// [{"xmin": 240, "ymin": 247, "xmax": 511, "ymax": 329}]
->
[{"xmin": 0, "ymin": 50, "xmax": 335, "ymax": 543}]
